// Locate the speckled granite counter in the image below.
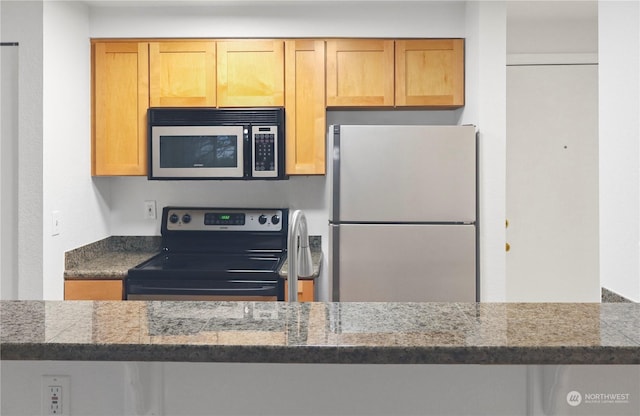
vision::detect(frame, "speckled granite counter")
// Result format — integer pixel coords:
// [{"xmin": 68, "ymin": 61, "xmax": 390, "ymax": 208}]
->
[
  {"xmin": 64, "ymin": 236, "xmax": 322, "ymax": 280},
  {"xmin": 64, "ymin": 236, "xmax": 161, "ymax": 280},
  {"xmin": 1, "ymin": 301, "xmax": 638, "ymax": 364}
]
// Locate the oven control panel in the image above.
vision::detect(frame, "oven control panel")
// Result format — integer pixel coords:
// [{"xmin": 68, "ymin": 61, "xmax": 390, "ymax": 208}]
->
[{"xmin": 164, "ymin": 208, "xmax": 285, "ymax": 232}]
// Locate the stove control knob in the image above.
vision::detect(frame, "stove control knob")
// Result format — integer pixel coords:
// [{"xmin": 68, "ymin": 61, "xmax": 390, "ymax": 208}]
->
[
  {"xmin": 169, "ymin": 213, "xmax": 179, "ymax": 224},
  {"xmin": 182, "ymin": 213, "xmax": 192, "ymax": 224},
  {"xmin": 258, "ymin": 214, "xmax": 268, "ymax": 225},
  {"xmin": 271, "ymin": 215, "xmax": 280, "ymax": 225}
]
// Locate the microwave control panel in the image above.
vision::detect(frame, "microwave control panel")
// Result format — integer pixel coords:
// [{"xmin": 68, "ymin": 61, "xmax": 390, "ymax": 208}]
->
[{"xmin": 251, "ymin": 126, "xmax": 278, "ymax": 178}]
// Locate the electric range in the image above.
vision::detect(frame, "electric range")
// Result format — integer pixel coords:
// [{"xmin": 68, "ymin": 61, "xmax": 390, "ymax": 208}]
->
[{"xmin": 126, "ymin": 207, "xmax": 288, "ymax": 301}]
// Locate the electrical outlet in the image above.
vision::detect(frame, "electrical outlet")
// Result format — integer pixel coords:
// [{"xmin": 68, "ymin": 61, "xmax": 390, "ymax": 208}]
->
[
  {"xmin": 41, "ymin": 375, "xmax": 69, "ymax": 415},
  {"xmin": 144, "ymin": 200, "xmax": 157, "ymax": 220}
]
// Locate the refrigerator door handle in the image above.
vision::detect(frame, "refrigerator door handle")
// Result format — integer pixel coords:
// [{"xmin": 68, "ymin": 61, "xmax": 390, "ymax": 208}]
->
[
  {"xmin": 330, "ymin": 224, "xmax": 341, "ymax": 301},
  {"xmin": 331, "ymin": 126, "xmax": 341, "ymax": 223}
]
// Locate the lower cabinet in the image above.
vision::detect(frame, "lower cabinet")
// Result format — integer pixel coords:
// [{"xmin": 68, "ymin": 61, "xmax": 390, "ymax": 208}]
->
[
  {"xmin": 284, "ymin": 279, "xmax": 315, "ymax": 302},
  {"xmin": 64, "ymin": 280, "xmax": 124, "ymax": 300}
]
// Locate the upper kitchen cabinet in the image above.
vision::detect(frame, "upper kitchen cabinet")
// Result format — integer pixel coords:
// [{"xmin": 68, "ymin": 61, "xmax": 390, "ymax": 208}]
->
[
  {"xmin": 149, "ymin": 41, "xmax": 216, "ymax": 107},
  {"xmin": 92, "ymin": 42, "xmax": 149, "ymax": 176},
  {"xmin": 217, "ymin": 40, "xmax": 285, "ymax": 107},
  {"xmin": 395, "ymin": 39, "xmax": 464, "ymax": 107},
  {"xmin": 326, "ymin": 38, "xmax": 465, "ymax": 108},
  {"xmin": 326, "ymin": 39, "xmax": 395, "ymax": 107},
  {"xmin": 284, "ymin": 40, "xmax": 326, "ymax": 175}
]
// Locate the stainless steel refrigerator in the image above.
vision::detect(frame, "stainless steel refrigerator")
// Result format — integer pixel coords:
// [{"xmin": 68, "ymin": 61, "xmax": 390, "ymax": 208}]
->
[{"xmin": 328, "ymin": 125, "xmax": 478, "ymax": 302}]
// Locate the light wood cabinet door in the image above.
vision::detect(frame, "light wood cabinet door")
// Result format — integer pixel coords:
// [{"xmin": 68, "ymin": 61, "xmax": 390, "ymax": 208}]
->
[
  {"xmin": 64, "ymin": 280, "xmax": 124, "ymax": 300},
  {"xmin": 285, "ymin": 40, "xmax": 326, "ymax": 175},
  {"xmin": 217, "ymin": 40, "xmax": 284, "ymax": 107},
  {"xmin": 326, "ymin": 39, "xmax": 395, "ymax": 107},
  {"xmin": 284, "ymin": 279, "xmax": 315, "ymax": 302},
  {"xmin": 395, "ymin": 39, "xmax": 464, "ymax": 107},
  {"xmin": 150, "ymin": 41, "xmax": 216, "ymax": 107},
  {"xmin": 93, "ymin": 42, "xmax": 149, "ymax": 176}
]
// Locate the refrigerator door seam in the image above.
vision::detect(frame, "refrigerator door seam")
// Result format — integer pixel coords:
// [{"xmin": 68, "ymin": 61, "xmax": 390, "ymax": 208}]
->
[{"xmin": 331, "ymin": 221, "xmax": 476, "ymax": 226}]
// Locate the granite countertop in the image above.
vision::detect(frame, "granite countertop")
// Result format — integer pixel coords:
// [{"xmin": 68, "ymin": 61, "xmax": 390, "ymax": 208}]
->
[
  {"xmin": 64, "ymin": 236, "xmax": 322, "ymax": 280},
  {"xmin": 277, "ymin": 250, "xmax": 323, "ymax": 280},
  {"xmin": 1, "ymin": 301, "xmax": 638, "ymax": 364},
  {"xmin": 64, "ymin": 236, "xmax": 161, "ymax": 280}
]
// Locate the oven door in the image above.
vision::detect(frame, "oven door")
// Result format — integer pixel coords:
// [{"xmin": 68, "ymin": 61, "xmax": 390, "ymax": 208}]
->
[
  {"xmin": 126, "ymin": 278, "xmax": 284, "ymax": 301},
  {"xmin": 150, "ymin": 125, "xmax": 245, "ymax": 179}
]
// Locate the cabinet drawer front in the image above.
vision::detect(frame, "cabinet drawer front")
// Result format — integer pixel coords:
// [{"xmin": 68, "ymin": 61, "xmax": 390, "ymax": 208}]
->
[
  {"xmin": 284, "ymin": 280, "xmax": 315, "ymax": 302},
  {"xmin": 64, "ymin": 280, "xmax": 124, "ymax": 300}
]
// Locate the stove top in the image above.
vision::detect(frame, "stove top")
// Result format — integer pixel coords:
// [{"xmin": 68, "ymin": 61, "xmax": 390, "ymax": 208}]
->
[{"xmin": 126, "ymin": 207, "xmax": 289, "ymax": 300}]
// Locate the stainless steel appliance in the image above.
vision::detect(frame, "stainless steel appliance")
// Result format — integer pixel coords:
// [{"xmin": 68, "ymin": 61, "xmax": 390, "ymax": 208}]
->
[
  {"xmin": 147, "ymin": 107, "xmax": 286, "ymax": 180},
  {"xmin": 126, "ymin": 207, "xmax": 288, "ymax": 301},
  {"xmin": 328, "ymin": 125, "xmax": 478, "ymax": 302}
]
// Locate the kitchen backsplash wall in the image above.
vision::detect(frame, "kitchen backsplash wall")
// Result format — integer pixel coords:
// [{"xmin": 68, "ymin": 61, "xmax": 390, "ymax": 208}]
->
[
  {"xmin": 108, "ymin": 175, "xmax": 331, "ymax": 298},
  {"xmin": 108, "ymin": 176, "xmax": 328, "ymax": 236}
]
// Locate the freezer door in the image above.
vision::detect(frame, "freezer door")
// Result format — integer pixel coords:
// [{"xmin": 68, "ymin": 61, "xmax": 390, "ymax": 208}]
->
[
  {"xmin": 330, "ymin": 125, "xmax": 476, "ymax": 223},
  {"xmin": 331, "ymin": 224, "xmax": 476, "ymax": 302}
]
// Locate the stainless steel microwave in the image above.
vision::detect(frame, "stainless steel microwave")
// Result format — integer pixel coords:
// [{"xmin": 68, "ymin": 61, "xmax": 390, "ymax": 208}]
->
[{"xmin": 147, "ymin": 107, "xmax": 286, "ymax": 180}]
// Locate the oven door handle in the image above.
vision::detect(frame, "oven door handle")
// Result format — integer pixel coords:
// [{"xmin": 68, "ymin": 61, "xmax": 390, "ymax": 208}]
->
[{"xmin": 126, "ymin": 285, "xmax": 278, "ymax": 297}]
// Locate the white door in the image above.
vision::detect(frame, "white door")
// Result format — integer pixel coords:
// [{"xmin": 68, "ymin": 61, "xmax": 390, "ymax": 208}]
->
[{"xmin": 506, "ymin": 64, "xmax": 599, "ymax": 302}]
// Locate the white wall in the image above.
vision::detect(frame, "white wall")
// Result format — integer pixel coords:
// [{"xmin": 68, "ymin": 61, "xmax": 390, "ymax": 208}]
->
[
  {"xmin": 1, "ymin": 1, "xmax": 44, "ymax": 300},
  {"xmin": 507, "ymin": 4, "xmax": 598, "ymax": 54},
  {"xmin": 599, "ymin": 0, "xmax": 640, "ymax": 302},
  {"xmin": 1, "ymin": 361, "xmax": 531, "ymax": 415},
  {"xmin": 42, "ymin": 1, "xmax": 111, "ymax": 300},
  {"xmin": 3, "ymin": 361, "xmax": 639, "ymax": 415},
  {"xmin": 461, "ymin": 1, "xmax": 507, "ymax": 301},
  {"xmin": 88, "ymin": 1, "xmax": 467, "ymax": 38},
  {"xmin": 1, "ymin": 43, "xmax": 19, "ymax": 299}
]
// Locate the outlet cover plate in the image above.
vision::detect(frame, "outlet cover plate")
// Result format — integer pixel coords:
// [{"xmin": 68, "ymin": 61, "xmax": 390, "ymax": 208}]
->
[
  {"xmin": 144, "ymin": 200, "xmax": 157, "ymax": 220},
  {"xmin": 41, "ymin": 375, "xmax": 70, "ymax": 415}
]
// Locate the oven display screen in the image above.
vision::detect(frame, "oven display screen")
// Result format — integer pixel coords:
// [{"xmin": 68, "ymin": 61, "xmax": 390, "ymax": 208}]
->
[{"xmin": 204, "ymin": 213, "xmax": 245, "ymax": 226}]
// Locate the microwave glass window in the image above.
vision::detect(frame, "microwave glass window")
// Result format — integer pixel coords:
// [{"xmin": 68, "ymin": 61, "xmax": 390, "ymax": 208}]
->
[{"xmin": 160, "ymin": 136, "xmax": 237, "ymax": 168}]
